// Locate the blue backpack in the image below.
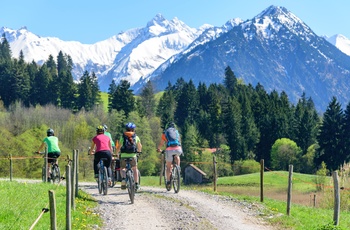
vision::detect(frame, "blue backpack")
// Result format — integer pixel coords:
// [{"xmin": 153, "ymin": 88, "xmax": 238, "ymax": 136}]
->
[{"xmin": 165, "ymin": 127, "xmax": 180, "ymax": 147}]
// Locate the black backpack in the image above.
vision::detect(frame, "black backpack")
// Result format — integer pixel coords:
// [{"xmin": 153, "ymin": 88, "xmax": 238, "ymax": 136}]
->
[{"xmin": 121, "ymin": 131, "xmax": 137, "ymax": 153}]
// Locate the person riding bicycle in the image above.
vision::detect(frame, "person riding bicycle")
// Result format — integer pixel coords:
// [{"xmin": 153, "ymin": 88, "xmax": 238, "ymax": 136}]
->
[
  {"xmin": 36, "ymin": 128, "xmax": 61, "ymax": 181},
  {"xmin": 103, "ymin": 124, "xmax": 116, "ymax": 154},
  {"xmin": 89, "ymin": 125, "xmax": 113, "ymax": 185},
  {"xmin": 157, "ymin": 122, "xmax": 182, "ymax": 189},
  {"xmin": 116, "ymin": 122, "xmax": 142, "ymax": 190}
]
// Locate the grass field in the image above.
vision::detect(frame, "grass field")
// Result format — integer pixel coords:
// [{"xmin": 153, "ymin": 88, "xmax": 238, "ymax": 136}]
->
[{"xmin": 1, "ymin": 172, "xmax": 350, "ymax": 230}]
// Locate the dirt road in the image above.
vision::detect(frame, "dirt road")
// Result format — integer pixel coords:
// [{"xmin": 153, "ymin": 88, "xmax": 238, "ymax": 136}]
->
[{"xmin": 80, "ymin": 183, "xmax": 277, "ymax": 230}]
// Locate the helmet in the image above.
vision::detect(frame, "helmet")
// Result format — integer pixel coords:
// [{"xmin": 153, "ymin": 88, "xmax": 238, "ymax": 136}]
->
[
  {"xmin": 47, "ymin": 128, "xmax": 54, "ymax": 136},
  {"xmin": 166, "ymin": 122, "xmax": 175, "ymax": 129},
  {"xmin": 96, "ymin": 125, "xmax": 104, "ymax": 134},
  {"xmin": 103, "ymin": 124, "xmax": 108, "ymax": 131},
  {"xmin": 125, "ymin": 122, "xmax": 136, "ymax": 131}
]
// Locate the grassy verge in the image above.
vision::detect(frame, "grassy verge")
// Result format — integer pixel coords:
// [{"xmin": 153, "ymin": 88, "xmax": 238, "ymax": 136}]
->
[
  {"xmin": 0, "ymin": 181, "xmax": 101, "ymax": 229},
  {"xmin": 2, "ymin": 172, "xmax": 349, "ymax": 230}
]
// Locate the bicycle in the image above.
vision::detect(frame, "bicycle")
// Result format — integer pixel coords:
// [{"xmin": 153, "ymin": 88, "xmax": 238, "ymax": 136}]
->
[
  {"xmin": 161, "ymin": 150, "xmax": 181, "ymax": 193},
  {"xmin": 37, "ymin": 151, "xmax": 61, "ymax": 184},
  {"xmin": 97, "ymin": 158, "xmax": 109, "ymax": 195},
  {"xmin": 111, "ymin": 154, "xmax": 122, "ymax": 187},
  {"xmin": 89, "ymin": 148, "xmax": 109, "ymax": 195},
  {"xmin": 123, "ymin": 152, "xmax": 141, "ymax": 204}
]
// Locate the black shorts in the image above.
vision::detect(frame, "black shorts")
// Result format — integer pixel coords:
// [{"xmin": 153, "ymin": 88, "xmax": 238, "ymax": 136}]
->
[{"xmin": 48, "ymin": 152, "xmax": 60, "ymax": 163}]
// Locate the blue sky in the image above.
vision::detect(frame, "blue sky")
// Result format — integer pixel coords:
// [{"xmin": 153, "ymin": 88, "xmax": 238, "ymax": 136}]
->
[{"xmin": 1, "ymin": 0, "xmax": 349, "ymax": 44}]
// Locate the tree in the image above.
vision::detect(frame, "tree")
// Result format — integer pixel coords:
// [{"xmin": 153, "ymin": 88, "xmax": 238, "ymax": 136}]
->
[
  {"xmin": 77, "ymin": 71, "xmax": 100, "ymax": 111},
  {"xmin": 224, "ymin": 66, "xmax": 238, "ymax": 96},
  {"xmin": 223, "ymin": 97, "xmax": 242, "ymax": 162},
  {"xmin": 109, "ymin": 80, "xmax": 135, "ymax": 117},
  {"xmin": 271, "ymin": 138, "xmax": 302, "ymax": 171},
  {"xmin": 139, "ymin": 81, "xmax": 156, "ymax": 118},
  {"xmin": 316, "ymin": 97, "xmax": 345, "ymax": 171},
  {"xmin": 156, "ymin": 88, "xmax": 176, "ymax": 129},
  {"xmin": 174, "ymin": 80, "xmax": 198, "ymax": 130}
]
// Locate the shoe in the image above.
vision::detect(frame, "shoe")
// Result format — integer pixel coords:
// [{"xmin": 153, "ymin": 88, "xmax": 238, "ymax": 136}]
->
[
  {"xmin": 135, "ymin": 183, "xmax": 140, "ymax": 191},
  {"xmin": 166, "ymin": 181, "xmax": 171, "ymax": 189},
  {"xmin": 121, "ymin": 179, "xmax": 126, "ymax": 190},
  {"xmin": 108, "ymin": 178, "xmax": 112, "ymax": 186}
]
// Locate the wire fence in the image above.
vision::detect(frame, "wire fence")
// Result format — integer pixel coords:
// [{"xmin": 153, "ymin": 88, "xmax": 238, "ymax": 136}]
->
[{"xmin": 1, "ymin": 153, "xmax": 349, "ymax": 228}]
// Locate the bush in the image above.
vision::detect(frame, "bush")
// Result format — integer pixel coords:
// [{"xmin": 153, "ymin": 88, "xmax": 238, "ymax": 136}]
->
[{"xmin": 233, "ymin": 159, "xmax": 260, "ymax": 175}]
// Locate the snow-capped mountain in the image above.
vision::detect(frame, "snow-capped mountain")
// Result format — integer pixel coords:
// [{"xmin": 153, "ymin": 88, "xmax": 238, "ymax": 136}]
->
[
  {"xmin": 326, "ymin": 34, "xmax": 350, "ymax": 56},
  {"xmin": 138, "ymin": 5, "xmax": 350, "ymax": 111},
  {"xmin": 2, "ymin": 5, "xmax": 350, "ymax": 111},
  {"xmin": 1, "ymin": 14, "xmax": 211, "ymax": 92}
]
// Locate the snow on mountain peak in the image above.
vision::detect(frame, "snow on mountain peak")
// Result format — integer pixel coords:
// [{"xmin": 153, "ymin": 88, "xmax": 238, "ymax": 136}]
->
[{"xmin": 326, "ymin": 34, "xmax": 350, "ymax": 56}]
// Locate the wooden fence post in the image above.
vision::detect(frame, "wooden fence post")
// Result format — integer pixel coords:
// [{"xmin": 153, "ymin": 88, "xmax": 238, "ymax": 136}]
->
[
  {"xmin": 333, "ymin": 171, "xmax": 340, "ymax": 226},
  {"xmin": 287, "ymin": 164, "xmax": 293, "ymax": 216},
  {"xmin": 75, "ymin": 149, "xmax": 79, "ymax": 197},
  {"xmin": 71, "ymin": 150, "xmax": 76, "ymax": 210},
  {"xmin": 9, "ymin": 154, "xmax": 13, "ymax": 181},
  {"xmin": 66, "ymin": 165, "xmax": 71, "ymax": 230},
  {"xmin": 213, "ymin": 156, "xmax": 217, "ymax": 192},
  {"xmin": 49, "ymin": 190, "xmax": 57, "ymax": 230},
  {"xmin": 260, "ymin": 159, "xmax": 264, "ymax": 202}
]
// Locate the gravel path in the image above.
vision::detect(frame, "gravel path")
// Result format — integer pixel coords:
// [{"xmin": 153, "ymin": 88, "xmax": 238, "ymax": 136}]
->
[{"xmin": 80, "ymin": 183, "xmax": 278, "ymax": 230}]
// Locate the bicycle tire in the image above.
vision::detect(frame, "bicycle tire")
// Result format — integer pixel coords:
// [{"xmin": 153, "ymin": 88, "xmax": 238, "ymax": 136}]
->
[
  {"xmin": 103, "ymin": 166, "xmax": 108, "ymax": 195},
  {"xmin": 126, "ymin": 170, "xmax": 135, "ymax": 204},
  {"xmin": 98, "ymin": 166, "xmax": 103, "ymax": 194},
  {"xmin": 51, "ymin": 164, "xmax": 60, "ymax": 184},
  {"xmin": 173, "ymin": 165, "xmax": 181, "ymax": 193}
]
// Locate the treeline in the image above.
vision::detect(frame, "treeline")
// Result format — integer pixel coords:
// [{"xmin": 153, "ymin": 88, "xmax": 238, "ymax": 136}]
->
[
  {"xmin": 1, "ymin": 34, "xmax": 350, "ymax": 178},
  {"xmin": 0, "ymin": 35, "xmax": 100, "ymax": 111}
]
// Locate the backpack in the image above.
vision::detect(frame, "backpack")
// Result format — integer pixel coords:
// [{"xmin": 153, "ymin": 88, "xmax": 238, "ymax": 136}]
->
[
  {"xmin": 165, "ymin": 127, "xmax": 181, "ymax": 147},
  {"xmin": 121, "ymin": 131, "xmax": 137, "ymax": 153}
]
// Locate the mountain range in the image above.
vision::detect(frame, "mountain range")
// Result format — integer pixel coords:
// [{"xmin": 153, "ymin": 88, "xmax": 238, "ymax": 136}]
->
[{"xmin": 1, "ymin": 5, "xmax": 350, "ymax": 112}]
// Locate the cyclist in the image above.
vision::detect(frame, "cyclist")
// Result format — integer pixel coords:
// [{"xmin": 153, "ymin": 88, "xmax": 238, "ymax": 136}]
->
[
  {"xmin": 89, "ymin": 125, "xmax": 113, "ymax": 185},
  {"xmin": 103, "ymin": 124, "xmax": 116, "ymax": 154},
  {"xmin": 36, "ymin": 128, "xmax": 61, "ymax": 181},
  {"xmin": 157, "ymin": 122, "xmax": 182, "ymax": 189},
  {"xmin": 116, "ymin": 122, "xmax": 142, "ymax": 190}
]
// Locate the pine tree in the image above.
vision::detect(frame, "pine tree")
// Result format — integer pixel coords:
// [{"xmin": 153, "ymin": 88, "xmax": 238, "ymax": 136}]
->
[
  {"xmin": 316, "ymin": 97, "xmax": 345, "ymax": 171},
  {"xmin": 223, "ymin": 97, "xmax": 242, "ymax": 162},
  {"xmin": 156, "ymin": 89, "xmax": 176, "ymax": 129},
  {"xmin": 139, "ymin": 81, "xmax": 156, "ymax": 118},
  {"xmin": 174, "ymin": 80, "xmax": 198, "ymax": 130},
  {"xmin": 108, "ymin": 79, "xmax": 118, "ymax": 112},
  {"xmin": 110, "ymin": 80, "xmax": 135, "ymax": 117}
]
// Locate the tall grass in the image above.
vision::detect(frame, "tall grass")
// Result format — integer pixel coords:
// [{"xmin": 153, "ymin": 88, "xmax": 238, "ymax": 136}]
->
[{"xmin": 0, "ymin": 181, "xmax": 101, "ymax": 230}]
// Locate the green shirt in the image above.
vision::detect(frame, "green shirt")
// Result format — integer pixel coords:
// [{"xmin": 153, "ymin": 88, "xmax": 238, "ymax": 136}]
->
[
  {"xmin": 43, "ymin": 136, "xmax": 61, "ymax": 153},
  {"xmin": 104, "ymin": 131, "xmax": 115, "ymax": 147}
]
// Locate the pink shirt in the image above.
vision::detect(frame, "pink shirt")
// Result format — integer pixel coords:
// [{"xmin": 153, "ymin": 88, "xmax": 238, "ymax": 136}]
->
[{"xmin": 92, "ymin": 134, "xmax": 111, "ymax": 152}]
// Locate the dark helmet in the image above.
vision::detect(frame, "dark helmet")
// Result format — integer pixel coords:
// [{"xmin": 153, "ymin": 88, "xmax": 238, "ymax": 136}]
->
[
  {"xmin": 47, "ymin": 128, "xmax": 54, "ymax": 136},
  {"xmin": 125, "ymin": 122, "xmax": 136, "ymax": 131},
  {"xmin": 96, "ymin": 125, "xmax": 104, "ymax": 134},
  {"xmin": 166, "ymin": 122, "xmax": 175, "ymax": 129},
  {"xmin": 103, "ymin": 124, "xmax": 108, "ymax": 131}
]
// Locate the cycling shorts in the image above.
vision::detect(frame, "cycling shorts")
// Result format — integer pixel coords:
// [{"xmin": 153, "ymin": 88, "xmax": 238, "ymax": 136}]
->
[
  {"xmin": 165, "ymin": 146, "xmax": 182, "ymax": 162},
  {"xmin": 48, "ymin": 152, "xmax": 60, "ymax": 163}
]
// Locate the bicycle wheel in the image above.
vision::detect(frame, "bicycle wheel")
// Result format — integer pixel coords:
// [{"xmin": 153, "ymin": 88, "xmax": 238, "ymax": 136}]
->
[
  {"xmin": 98, "ymin": 166, "xmax": 103, "ymax": 194},
  {"xmin": 172, "ymin": 165, "xmax": 181, "ymax": 193},
  {"xmin": 51, "ymin": 164, "xmax": 60, "ymax": 184},
  {"xmin": 102, "ymin": 166, "xmax": 108, "ymax": 195},
  {"xmin": 126, "ymin": 170, "xmax": 135, "ymax": 204}
]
